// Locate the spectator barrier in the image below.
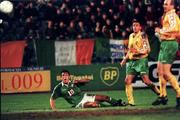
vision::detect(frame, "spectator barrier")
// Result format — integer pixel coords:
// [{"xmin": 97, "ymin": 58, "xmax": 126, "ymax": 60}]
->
[{"xmin": 1, "ymin": 61, "xmax": 179, "ymax": 94}]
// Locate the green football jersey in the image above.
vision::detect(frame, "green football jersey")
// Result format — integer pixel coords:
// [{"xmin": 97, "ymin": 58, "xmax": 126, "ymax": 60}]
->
[{"xmin": 51, "ymin": 82, "xmax": 84, "ymax": 106}]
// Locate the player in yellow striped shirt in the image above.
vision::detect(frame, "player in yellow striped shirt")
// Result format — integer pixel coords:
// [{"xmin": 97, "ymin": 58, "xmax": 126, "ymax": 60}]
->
[
  {"xmin": 152, "ymin": 0, "xmax": 180, "ymax": 108},
  {"xmin": 120, "ymin": 19, "xmax": 160, "ymax": 106}
]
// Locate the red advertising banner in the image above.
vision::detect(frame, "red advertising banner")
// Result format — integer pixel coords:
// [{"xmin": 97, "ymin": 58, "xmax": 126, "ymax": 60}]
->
[
  {"xmin": 1, "ymin": 41, "xmax": 27, "ymax": 68},
  {"xmin": 76, "ymin": 39, "xmax": 95, "ymax": 65}
]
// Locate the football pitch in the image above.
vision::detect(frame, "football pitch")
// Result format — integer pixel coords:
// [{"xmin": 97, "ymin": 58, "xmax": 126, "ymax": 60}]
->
[{"xmin": 1, "ymin": 88, "xmax": 180, "ymax": 120}]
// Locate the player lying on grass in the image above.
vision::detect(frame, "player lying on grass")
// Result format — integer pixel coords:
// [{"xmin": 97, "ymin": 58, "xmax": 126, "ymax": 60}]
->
[{"xmin": 50, "ymin": 70, "xmax": 127, "ymax": 110}]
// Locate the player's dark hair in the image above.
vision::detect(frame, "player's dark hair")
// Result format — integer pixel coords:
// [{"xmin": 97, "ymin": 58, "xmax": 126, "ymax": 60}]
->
[
  {"xmin": 132, "ymin": 18, "xmax": 141, "ymax": 25},
  {"xmin": 61, "ymin": 70, "xmax": 70, "ymax": 75}
]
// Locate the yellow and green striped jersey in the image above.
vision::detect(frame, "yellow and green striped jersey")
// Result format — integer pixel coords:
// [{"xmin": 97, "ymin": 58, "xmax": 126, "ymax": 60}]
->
[
  {"xmin": 128, "ymin": 31, "xmax": 150, "ymax": 60},
  {"xmin": 160, "ymin": 9, "xmax": 180, "ymax": 40}
]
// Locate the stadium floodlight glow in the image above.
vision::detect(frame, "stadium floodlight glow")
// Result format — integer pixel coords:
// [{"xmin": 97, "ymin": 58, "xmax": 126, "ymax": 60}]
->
[{"xmin": 0, "ymin": 0, "xmax": 13, "ymax": 14}]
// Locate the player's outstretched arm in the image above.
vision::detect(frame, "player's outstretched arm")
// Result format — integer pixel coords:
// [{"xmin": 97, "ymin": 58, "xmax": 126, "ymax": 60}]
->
[{"xmin": 50, "ymin": 98, "xmax": 56, "ymax": 110}]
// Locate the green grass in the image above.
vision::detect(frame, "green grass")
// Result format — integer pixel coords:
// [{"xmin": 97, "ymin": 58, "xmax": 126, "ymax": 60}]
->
[
  {"xmin": 1, "ymin": 88, "xmax": 177, "ymax": 113},
  {"xmin": 1, "ymin": 88, "xmax": 179, "ymax": 120}
]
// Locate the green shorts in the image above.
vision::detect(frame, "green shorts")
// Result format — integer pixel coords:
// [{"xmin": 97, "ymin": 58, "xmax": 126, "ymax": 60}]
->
[
  {"xmin": 126, "ymin": 57, "xmax": 149, "ymax": 75},
  {"xmin": 158, "ymin": 40, "xmax": 178, "ymax": 64}
]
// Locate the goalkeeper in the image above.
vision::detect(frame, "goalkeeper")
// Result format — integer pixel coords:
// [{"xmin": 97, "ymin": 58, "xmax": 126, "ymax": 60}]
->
[
  {"xmin": 120, "ymin": 19, "xmax": 160, "ymax": 106},
  {"xmin": 50, "ymin": 70, "xmax": 127, "ymax": 110}
]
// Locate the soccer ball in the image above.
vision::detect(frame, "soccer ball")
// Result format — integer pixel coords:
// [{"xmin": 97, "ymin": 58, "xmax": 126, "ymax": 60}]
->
[{"xmin": 0, "ymin": 0, "xmax": 13, "ymax": 14}]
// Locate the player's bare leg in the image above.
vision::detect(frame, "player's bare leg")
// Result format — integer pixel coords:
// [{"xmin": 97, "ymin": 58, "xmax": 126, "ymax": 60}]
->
[
  {"xmin": 84, "ymin": 102, "xmax": 100, "ymax": 108},
  {"xmin": 158, "ymin": 62, "xmax": 168, "ymax": 97},
  {"xmin": 152, "ymin": 62, "xmax": 168, "ymax": 105},
  {"xmin": 141, "ymin": 75, "xmax": 160, "ymax": 95},
  {"xmin": 125, "ymin": 75, "xmax": 135, "ymax": 106},
  {"xmin": 163, "ymin": 64, "xmax": 180, "ymax": 108}
]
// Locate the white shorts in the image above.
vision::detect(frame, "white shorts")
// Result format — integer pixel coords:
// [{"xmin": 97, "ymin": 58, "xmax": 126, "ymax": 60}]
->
[{"xmin": 75, "ymin": 93, "xmax": 96, "ymax": 108}]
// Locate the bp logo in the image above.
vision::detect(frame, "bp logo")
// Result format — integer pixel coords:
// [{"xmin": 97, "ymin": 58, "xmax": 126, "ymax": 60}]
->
[{"xmin": 100, "ymin": 67, "xmax": 119, "ymax": 86}]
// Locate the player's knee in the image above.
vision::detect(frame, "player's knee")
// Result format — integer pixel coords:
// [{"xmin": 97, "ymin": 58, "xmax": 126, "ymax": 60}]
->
[
  {"xmin": 90, "ymin": 102, "xmax": 99, "ymax": 107},
  {"xmin": 141, "ymin": 75, "xmax": 147, "ymax": 80},
  {"xmin": 163, "ymin": 72, "xmax": 171, "ymax": 80},
  {"xmin": 84, "ymin": 102, "xmax": 99, "ymax": 108},
  {"xmin": 141, "ymin": 76, "xmax": 151, "ymax": 85},
  {"xmin": 125, "ymin": 78, "xmax": 132, "ymax": 85},
  {"xmin": 125, "ymin": 80, "xmax": 131, "ymax": 85},
  {"xmin": 143, "ymin": 80, "xmax": 150, "ymax": 85}
]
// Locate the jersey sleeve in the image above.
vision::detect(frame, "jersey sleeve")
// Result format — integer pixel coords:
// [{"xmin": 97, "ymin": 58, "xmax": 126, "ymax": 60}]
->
[{"xmin": 141, "ymin": 33, "xmax": 150, "ymax": 53}]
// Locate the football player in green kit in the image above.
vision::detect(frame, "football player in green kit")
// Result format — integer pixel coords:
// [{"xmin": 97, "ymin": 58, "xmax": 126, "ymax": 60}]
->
[{"xmin": 50, "ymin": 70, "xmax": 126, "ymax": 110}]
